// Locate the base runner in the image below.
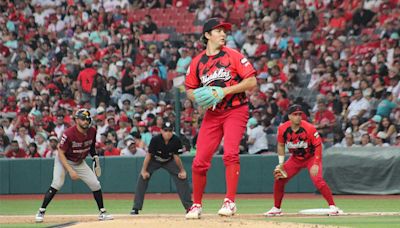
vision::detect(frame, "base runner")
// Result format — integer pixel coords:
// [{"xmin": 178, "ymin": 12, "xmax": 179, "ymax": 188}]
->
[{"xmin": 35, "ymin": 109, "xmax": 113, "ymax": 222}]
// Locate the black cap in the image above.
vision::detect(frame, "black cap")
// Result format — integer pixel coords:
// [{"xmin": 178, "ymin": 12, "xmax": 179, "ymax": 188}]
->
[
  {"xmin": 287, "ymin": 104, "xmax": 303, "ymax": 115},
  {"xmin": 162, "ymin": 121, "xmax": 174, "ymax": 131},
  {"xmin": 202, "ymin": 18, "xmax": 232, "ymax": 34}
]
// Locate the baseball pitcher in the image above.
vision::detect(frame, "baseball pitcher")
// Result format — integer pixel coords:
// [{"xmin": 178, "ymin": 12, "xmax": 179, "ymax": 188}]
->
[{"xmin": 185, "ymin": 18, "xmax": 257, "ymax": 219}]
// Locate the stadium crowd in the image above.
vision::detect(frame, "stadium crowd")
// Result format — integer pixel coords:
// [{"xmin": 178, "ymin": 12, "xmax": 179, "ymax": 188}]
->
[{"xmin": 0, "ymin": 0, "xmax": 399, "ymax": 159}]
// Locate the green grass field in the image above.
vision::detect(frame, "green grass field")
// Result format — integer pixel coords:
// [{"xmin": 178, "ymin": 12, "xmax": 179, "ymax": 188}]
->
[{"xmin": 1, "ymin": 196, "xmax": 399, "ymax": 228}]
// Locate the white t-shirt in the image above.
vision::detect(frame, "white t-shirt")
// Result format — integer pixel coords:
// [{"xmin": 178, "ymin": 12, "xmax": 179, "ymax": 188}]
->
[
  {"xmin": 241, "ymin": 42, "xmax": 258, "ymax": 57},
  {"xmin": 247, "ymin": 125, "xmax": 268, "ymax": 154},
  {"xmin": 120, "ymin": 147, "xmax": 146, "ymax": 157},
  {"xmin": 347, "ymin": 97, "xmax": 370, "ymax": 119}
]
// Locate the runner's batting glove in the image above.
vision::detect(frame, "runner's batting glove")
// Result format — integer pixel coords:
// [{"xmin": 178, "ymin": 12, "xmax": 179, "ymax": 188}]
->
[
  {"xmin": 273, "ymin": 164, "xmax": 287, "ymax": 180},
  {"xmin": 193, "ymin": 86, "xmax": 225, "ymax": 109},
  {"xmin": 92, "ymin": 155, "xmax": 101, "ymax": 177}
]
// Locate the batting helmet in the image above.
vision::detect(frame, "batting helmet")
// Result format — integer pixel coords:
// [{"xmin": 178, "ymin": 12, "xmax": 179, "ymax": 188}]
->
[{"xmin": 74, "ymin": 108, "xmax": 92, "ymax": 124}]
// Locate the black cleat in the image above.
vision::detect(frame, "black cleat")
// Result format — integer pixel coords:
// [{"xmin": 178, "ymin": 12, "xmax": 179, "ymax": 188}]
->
[{"xmin": 130, "ymin": 209, "xmax": 139, "ymax": 215}]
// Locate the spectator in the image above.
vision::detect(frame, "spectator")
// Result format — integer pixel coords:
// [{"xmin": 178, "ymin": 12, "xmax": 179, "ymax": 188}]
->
[
  {"xmin": 360, "ymin": 114, "xmax": 381, "ymax": 136},
  {"xmin": 344, "ymin": 89, "xmax": 370, "ymax": 122},
  {"xmin": 14, "ymin": 126, "xmax": 33, "ymax": 151},
  {"xmin": 373, "ymin": 132, "xmax": 391, "ymax": 147},
  {"xmin": 27, "ymin": 142, "xmax": 41, "ymax": 158},
  {"xmin": 395, "ymin": 133, "xmax": 400, "ymax": 147},
  {"xmin": 341, "ymin": 133, "xmax": 359, "ymax": 148},
  {"xmin": 77, "ymin": 59, "xmax": 97, "ymax": 107},
  {"xmin": 5, "ymin": 140, "xmax": 27, "ymax": 158},
  {"xmin": 360, "ymin": 133, "xmax": 373, "ymax": 147},
  {"xmin": 375, "ymin": 117, "xmax": 397, "ymax": 145},
  {"xmin": 34, "ymin": 132, "xmax": 48, "ymax": 157},
  {"xmin": 142, "ymin": 15, "xmax": 158, "ymax": 34},
  {"xmin": 376, "ymin": 92, "xmax": 397, "ymax": 118},
  {"xmin": 0, "ymin": 125, "xmax": 10, "ymax": 150},
  {"xmin": 120, "ymin": 139, "xmax": 146, "ymax": 157},
  {"xmin": 344, "ymin": 115, "xmax": 365, "ymax": 145},
  {"xmin": 176, "ymin": 48, "xmax": 192, "ymax": 75},
  {"xmin": 246, "ymin": 117, "xmax": 268, "ymax": 154},
  {"xmin": 313, "ymin": 100, "xmax": 336, "ymax": 140},
  {"xmin": 121, "ymin": 68, "xmax": 136, "ymax": 96},
  {"xmin": 137, "ymin": 121, "xmax": 152, "ymax": 147},
  {"xmin": 103, "ymin": 139, "xmax": 121, "ymax": 156},
  {"xmin": 43, "ymin": 135, "xmax": 58, "ymax": 158},
  {"xmin": 95, "ymin": 114, "xmax": 108, "ymax": 142},
  {"xmin": 195, "ymin": 1, "xmax": 212, "ymax": 22},
  {"xmin": 54, "ymin": 114, "xmax": 67, "ymax": 139}
]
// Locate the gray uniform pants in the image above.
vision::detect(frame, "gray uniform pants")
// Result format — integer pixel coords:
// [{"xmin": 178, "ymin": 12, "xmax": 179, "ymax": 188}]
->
[
  {"xmin": 51, "ymin": 154, "xmax": 101, "ymax": 191},
  {"xmin": 134, "ymin": 159, "xmax": 192, "ymax": 211}
]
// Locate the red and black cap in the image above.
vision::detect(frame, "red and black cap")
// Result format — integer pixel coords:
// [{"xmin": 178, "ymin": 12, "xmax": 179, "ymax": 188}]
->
[
  {"xmin": 287, "ymin": 104, "xmax": 303, "ymax": 115},
  {"xmin": 202, "ymin": 18, "xmax": 232, "ymax": 34}
]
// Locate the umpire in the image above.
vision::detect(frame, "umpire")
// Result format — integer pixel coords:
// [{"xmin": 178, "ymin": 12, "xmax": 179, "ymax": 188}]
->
[{"xmin": 131, "ymin": 122, "xmax": 192, "ymax": 215}]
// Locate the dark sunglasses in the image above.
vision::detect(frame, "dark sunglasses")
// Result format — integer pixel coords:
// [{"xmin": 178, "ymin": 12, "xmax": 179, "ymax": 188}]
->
[{"xmin": 79, "ymin": 117, "xmax": 92, "ymax": 123}]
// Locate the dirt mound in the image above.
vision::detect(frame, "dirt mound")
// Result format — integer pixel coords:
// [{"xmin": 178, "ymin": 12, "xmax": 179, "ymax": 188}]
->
[
  {"xmin": 70, "ymin": 215, "xmax": 331, "ymax": 228},
  {"xmin": 0, "ymin": 214, "xmax": 338, "ymax": 228}
]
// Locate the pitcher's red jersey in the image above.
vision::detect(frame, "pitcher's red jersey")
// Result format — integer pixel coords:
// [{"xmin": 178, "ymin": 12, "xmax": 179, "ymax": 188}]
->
[{"xmin": 185, "ymin": 46, "xmax": 256, "ymax": 110}]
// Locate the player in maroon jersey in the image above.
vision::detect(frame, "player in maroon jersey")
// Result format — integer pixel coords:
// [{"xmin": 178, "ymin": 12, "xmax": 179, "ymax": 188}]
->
[
  {"xmin": 185, "ymin": 18, "xmax": 257, "ymax": 219},
  {"xmin": 35, "ymin": 109, "xmax": 113, "ymax": 222},
  {"xmin": 264, "ymin": 104, "xmax": 342, "ymax": 216}
]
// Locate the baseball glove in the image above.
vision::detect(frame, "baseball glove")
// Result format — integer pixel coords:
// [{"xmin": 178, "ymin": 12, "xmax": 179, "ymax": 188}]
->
[
  {"xmin": 193, "ymin": 86, "xmax": 225, "ymax": 109},
  {"xmin": 273, "ymin": 165, "xmax": 287, "ymax": 180},
  {"xmin": 92, "ymin": 155, "xmax": 101, "ymax": 177}
]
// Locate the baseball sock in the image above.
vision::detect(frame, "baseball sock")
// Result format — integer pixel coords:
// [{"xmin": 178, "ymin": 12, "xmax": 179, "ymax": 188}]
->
[
  {"xmin": 93, "ymin": 190, "xmax": 104, "ymax": 211},
  {"xmin": 319, "ymin": 185, "xmax": 335, "ymax": 206},
  {"xmin": 225, "ymin": 164, "xmax": 240, "ymax": 202},
  {"xmin": 273, "ymin": 180, "xmax": 286, "ymax": 208},
  {"xmin": 41, "ymin": 187, "xmax": 58, "ymax": 209},
  {"xmin": 192, "ymin": 172, "xmax": 207, "ymax": 205}
]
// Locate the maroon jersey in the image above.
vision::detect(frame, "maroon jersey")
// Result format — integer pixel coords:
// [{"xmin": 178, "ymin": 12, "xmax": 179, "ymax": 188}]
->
[
  {"xmin": 277, "ymin": 120, "xmax": 321, "ymax": 160},
  {"xmin": 59, "ymin": 126, "xmax": 96, "ymax": 162},
  {"xmin": 185, "ymin": 46, "xmax": 256, "ymax": 110}
]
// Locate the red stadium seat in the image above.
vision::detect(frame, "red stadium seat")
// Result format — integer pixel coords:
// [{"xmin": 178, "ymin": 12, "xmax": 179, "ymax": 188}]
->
[
  {"xmin": 155, "ymin": 33, "xmax": 170, "ymax": 41},
  {"xmin": 140, "ymin": 34, "xmax": 155, "ymax": 42},
  {"xmin": 192, "ymin": 26, "xmax": 202, "ymax": 34}
]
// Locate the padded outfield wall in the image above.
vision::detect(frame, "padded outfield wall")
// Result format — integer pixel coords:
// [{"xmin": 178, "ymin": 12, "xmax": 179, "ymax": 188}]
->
[
  {"xmin": 1, "ymin": 148, "xmax": 399, "ymax": 194},
  {"xmin": 0, "ymin": 155, "xmax": 314, "ymax": 194}
]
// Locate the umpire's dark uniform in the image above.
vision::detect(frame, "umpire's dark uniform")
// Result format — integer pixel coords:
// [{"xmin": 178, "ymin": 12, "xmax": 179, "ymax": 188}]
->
[{"xmin": 131, "ymin": 122, "xmax": 192, "ymax": 214}]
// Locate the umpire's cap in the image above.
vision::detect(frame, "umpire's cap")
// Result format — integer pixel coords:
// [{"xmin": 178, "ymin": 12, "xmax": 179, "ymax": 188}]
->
[
  {"xmin": 162, "ymin": 121, "xmax": 174, "ymax": 131},
  {"xmin": 202, "ymin": 18, "xmax": 232, "ymax": 34},
  {"xmin": 74, "ymin": 108, "xmax": 92, "ymax": 123},
  {"xmin": 287, "ymin": 104, "xmax": 303, "ymax": 115}
]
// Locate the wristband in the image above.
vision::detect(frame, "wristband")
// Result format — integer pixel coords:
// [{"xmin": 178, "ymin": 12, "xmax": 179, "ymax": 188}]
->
[{"xmin": 278, "ymin": 155, "xmax": 284, "ymax": 165}]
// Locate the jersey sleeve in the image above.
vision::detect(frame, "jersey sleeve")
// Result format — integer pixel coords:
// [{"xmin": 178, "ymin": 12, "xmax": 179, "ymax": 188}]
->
[
  {"xmin": 148, "ymin": 137, "xmax": 156, "ymax": 155},
  {"xmin": 59, "ymin": 133, "xmax": 71, "ymax": 152},
  {"xmin": 277, "ymin": 126, "xmax": 285, "ymax": 144},
  {"xmin": 185, "ymin": 58, "xmax": 201, "ymax": 89},
  {"xmin": 174, "ymin": 136, "xmax": 183, "ymax": 155},
  {"xmin": 308, "ymin": 125, "xmax": 322, "ymax": 147},
  {"xmin": 232, "ymin": 50, "xmax": 256, "ymax": 79}
]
